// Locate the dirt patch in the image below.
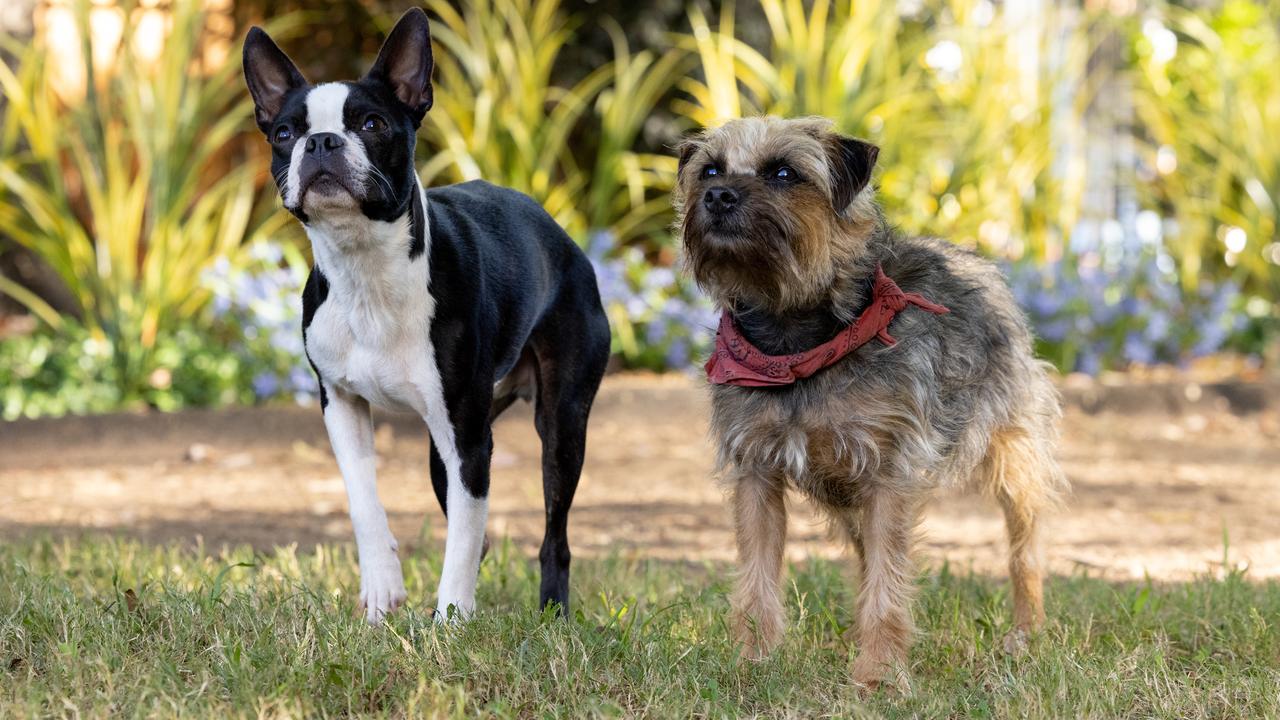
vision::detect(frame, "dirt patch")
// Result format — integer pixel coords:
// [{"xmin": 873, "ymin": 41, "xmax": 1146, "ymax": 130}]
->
[{"xmin": 3, "ymin": 374, "xmax": 1279, "ymax": 581}]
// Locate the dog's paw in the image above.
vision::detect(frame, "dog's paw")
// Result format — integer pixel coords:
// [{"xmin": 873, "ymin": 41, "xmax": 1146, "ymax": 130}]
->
[
  {"xmin": 358, "ymin": 554, "xmax": 406, "ymax": 625},
  {"xmin": 433, "ymin": 597, "xmax": 474, "ymax": 623},
  {"xmin": 852, "ymin": 674, "xmax": 910, "ymax": 698},
  {"xmin": 851, "ymin": 656, "xmax": 911, "ymax": 697},
  {"xmin": 1002, "ymin": 627, "xmax": 1031, "ymax": 655},
  {"xmin": 731, "ymin": 609, "xmax": 784, "ymax": 661}
]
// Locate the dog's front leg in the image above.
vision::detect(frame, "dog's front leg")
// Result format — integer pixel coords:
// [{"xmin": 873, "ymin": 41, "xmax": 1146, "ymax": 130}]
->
[
  {"xmin": 322, "ymin": 385, "xmax": 406, "ymax": 624},
  {"xmin": 729, "ymin": 469, "xmax": 788, "ymax": 659},
  {"xmin": 425, "ymin": 413, "xmax": 491, "ymax": 620},
  {"xmin": 849, "ymin": 488, "xmax": 922, "ymax": 692}
]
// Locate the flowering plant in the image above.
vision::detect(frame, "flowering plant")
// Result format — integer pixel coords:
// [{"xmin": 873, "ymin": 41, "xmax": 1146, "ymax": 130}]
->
[
  {"xmin": 586, "ymin": 231, "xmax": 718, "ymax": 371},
  {"xmin": 1008, "ymin": 217, "xmax": 1250, "ymax": 373},
  {"xmin": 201, "ymin": 242, "xmax": 319, "ymax": 404}
]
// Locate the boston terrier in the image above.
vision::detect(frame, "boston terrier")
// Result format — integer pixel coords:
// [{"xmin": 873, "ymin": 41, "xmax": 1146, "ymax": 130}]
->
[{"xmin": 242, "ymin": 8, "xmax": 611, "ymax": 622}]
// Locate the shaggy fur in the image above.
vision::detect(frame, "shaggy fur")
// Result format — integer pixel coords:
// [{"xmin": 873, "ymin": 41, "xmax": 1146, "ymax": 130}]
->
[{"xmin": 675, "ymin": 117, "xmax": 1067, "ymax": 690}]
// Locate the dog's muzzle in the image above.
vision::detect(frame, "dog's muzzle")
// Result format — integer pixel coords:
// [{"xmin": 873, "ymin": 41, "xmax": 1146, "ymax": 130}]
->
[
  {"xmin": 298, "ymin": 132, "xmax": 358, "ymax": 199},
  {"xmin": 703, "ymin": 185, "xmax": 741, "ymax": 216}
]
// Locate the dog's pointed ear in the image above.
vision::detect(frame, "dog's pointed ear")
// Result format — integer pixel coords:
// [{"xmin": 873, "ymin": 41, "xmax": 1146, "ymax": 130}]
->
[
  {"xmin": 365, "ymin": 8, "xmax": 434, "ymax": 125},
  {"xmin": 243, "ymin": 27, "xmax": 307, "ymax": 134},
  {"xmin": 828, "ymin": 134, "xmax": 879, "ymax": 216}
]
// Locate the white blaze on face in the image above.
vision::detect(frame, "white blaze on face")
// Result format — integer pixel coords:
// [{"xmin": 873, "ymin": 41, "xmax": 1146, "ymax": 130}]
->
[
  {"xmin": 285, "ymin": 82, "xmax": 373, "ymax": 212},
  {"xmin": 306, "ymin": 82, "xmax": 349, "ymax": 134}
]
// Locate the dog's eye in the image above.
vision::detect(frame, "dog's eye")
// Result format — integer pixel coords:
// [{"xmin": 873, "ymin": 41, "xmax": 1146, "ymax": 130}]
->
[
  {"xmin": 273, "ymin": 126, "xmax": 293, "ymax": 143},
  {"xmin": 771, "ymin": 165, "xmax": 798, "ymax": 182},
  {"xmin": 362, "ymin": 115, "xmax": 387, "ymax": 133},
  {"xmin": 700, "ymin": 164, "xmax": 720, "ymax": 179}
]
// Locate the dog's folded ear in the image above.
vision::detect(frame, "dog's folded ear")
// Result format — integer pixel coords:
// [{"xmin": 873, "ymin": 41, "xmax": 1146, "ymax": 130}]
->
[
  {"xmin": 243, "ymin": 27, "xmax": 308, "ymax": 133},
  {"xmin": 365, "ymin": 8, "xmax": 434, "ymax": 125},
  {"xmin": 827, "ymin": 135, "xmax": 879, "ymax": 217},
  {"xmin": 675, "ymin": 135, "xmax": 702, "ymax": 175}
]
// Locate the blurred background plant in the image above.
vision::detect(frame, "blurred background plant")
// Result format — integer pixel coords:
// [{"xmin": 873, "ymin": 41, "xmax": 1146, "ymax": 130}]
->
[
  {"xmin": 417, "ymin": 0, "xmax": 606, "ymax": 236},
  {"xmin": 1131, "ymin": 0, "xmax": 1280, "ymax": 352},
  {"xmin": 201, "ymin": 241, "xmax": 319, "ymax": 404},
  {"xmin": 0, "ymin": 0, "xmax": 300, "ymax": 413},
  {"xmin": 416, "ymin": 0, "xmax": 697, "ymax": 365},
  {"xmin": 0, "ymin": 0, "xmax": 1277, "ymax": 417},
  {"xmin": 1008, "ymin": 235, "xmax": 1248, "ymax": 374}
]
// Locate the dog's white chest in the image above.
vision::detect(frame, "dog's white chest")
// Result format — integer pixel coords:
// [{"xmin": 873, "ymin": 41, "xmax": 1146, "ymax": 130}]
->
[
  {"xmin": 302, "ymin": 212, "xmax": 439, "ymax": 416},
  {"xmin": 307, "ymin": 299, "xmax": 433, "ymax": 413}
]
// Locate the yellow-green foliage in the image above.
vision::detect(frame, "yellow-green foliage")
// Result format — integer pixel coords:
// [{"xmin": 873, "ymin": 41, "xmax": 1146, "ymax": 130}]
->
[
  {"xmin": 1, "ymin": 0, "xmax": 1277, "ymax": 408},
  {"xmin": 0, "ymin": 0, "xmax": 298, "ymax": 401},
  {"xmin": 676, "ymin": 0, "xmax": 1091, "ymax": 262},
  {"xmin": 420, "ymin": 0, "xmax": 688, "ymax": 246},
  {"xmin": 1134, "ymin": 0, "xmax": 1280, "ymax": 297}
]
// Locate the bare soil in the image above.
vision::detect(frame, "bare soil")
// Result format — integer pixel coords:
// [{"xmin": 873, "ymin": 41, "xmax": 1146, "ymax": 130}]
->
[{"xmin": 3, "ymin": 374, "xmax": 1279, "ymax": 581}]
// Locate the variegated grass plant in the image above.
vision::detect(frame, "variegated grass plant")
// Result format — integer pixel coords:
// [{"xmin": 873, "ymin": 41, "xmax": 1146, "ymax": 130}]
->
[
  {"xmin": 418, "ymin": 0, "xmax": 689, "ymax": 248},
  {"xmin": 1132, "ymin": 0, "xmax": 1280, "ymax": 307},
  {"xmin": 673, "ymin": 0, "xmax": 1094, "ymax": 263},
  {"xmin": 0, "ymin": 0, "xmax": 302, "ymax": 406}
]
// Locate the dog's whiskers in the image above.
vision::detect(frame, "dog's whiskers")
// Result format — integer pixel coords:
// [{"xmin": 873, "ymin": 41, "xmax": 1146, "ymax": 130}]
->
[{"xmin": 366, "ymin": 166, "xmax": 395, "ymax": 199}]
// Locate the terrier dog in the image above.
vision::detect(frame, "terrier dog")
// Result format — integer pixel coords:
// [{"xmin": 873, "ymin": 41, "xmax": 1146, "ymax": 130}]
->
[
  {"xmin": 675, "ymin": 117, "xmax": 1066, "ymax": 690},
  {"xmin": 243, "ymin": 9, "xmax": 610, "ymax": 622}
]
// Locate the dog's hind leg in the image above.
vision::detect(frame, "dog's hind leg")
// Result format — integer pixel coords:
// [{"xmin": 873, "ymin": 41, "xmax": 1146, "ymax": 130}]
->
[
  {"xmin": 529, "ymin": 303, "xmax": 609, "ymax": 614},
  {"xmin": 978, "ymin": 423, "xmax": 1064, "ymax": 650}
]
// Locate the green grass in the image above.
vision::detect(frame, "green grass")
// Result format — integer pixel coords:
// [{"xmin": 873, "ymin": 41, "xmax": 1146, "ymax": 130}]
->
[{"xmin": 2, "ymin": 536, "xmax": 1278, "ymax": 718}]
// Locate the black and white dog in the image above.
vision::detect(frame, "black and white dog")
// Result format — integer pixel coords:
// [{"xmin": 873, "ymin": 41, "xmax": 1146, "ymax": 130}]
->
[{"xmin": 242, "ymin": 9, "xmax": 610, "ymax": 622}]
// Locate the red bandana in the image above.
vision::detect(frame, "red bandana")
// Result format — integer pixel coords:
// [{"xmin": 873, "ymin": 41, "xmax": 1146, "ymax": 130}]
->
[{"xmin": 704, "ymin": 264, "xmax": 950, "ymax": 387}]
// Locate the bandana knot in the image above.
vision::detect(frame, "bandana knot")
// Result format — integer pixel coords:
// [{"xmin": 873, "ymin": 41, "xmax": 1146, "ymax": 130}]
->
[{"xmin": 704, "ymin": 264, "xmax": 949, "ymax": 387}]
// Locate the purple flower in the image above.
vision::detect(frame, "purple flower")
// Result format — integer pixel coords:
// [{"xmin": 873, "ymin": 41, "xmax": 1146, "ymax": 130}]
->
[
  {"xmin": 1037, "ymin": 319, "xmax": 1069, "ymax": 342},
  {"xmin": 288, "ymin": 365, "xmax": 318, "ymax": 393},
  {"xmin": 586, "ymin": 230, "xmax": 616, "ymax": 262},
  {"xmin": 250, "ymin": 242, "xmax": 284, "ymax": 265},
  {"xmin": 1123, "ymin": 332, "xmax": 1155, "ymax": 365},
  {"xmin": 665, "ymin": 337, "xmax": 691, "ymax": 369},
  {"xmin": 591, "ymin": 259, "xmax": 631, "ymax": 308},
  {"xmin": 1069, "ymin": 223, "xmax": 1098, "ymax": 253},
  {"xmin": 1143, "ymin": 311, "xmax": 1171, "ymax": 342},
  {"xmin": 271, "ymin": 327, "xmax": 304, "ymax": 356},
  {"xmin": 645, "ymin": 318, "xmax": 669, "ymax": 345},
  {"xmin": 252, "ymin": 372, "xmax": 279, "ymax": 399},
  {"xmin": 1075, "ymin": 350, "xmax": 1100, "ymax": 375},
  {"xmin": 1192, "ymin": 320, "xmax": 1229, "ymax": 356},
  {"xmin": 643, "ymin": 267, "xmax": 676, "ymax": 292},
  {"xmin": 1029, "ymin": 291, "xmax": 1064, "ymax": 318},
  {"xmin": 625, "ymin": 296, "xmax": 648, "ymax": 320}
]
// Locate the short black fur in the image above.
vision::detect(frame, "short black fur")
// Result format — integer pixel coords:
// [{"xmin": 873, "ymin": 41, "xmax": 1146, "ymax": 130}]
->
[
  {"xmin": 300, "ymin": 268, "xmax": 330, "ymax": 409},
  {"xmin": 829, "ymin": 137, "xmax": 879, "ymax": 216}
]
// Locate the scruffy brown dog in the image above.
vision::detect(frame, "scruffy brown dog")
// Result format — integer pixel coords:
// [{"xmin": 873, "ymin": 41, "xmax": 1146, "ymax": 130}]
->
[{"xmin": 675, "ymin": 117, "xmax": 1066, "ymax": 690}]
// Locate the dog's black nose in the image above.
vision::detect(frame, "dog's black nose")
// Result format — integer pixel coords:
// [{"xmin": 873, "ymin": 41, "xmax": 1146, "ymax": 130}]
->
[
  {"xmin": 703, "ymin": 186, "xmax": 740, "ymax": 214},
  {"xmin": 305, "ymin": 132, "xmax": 346, "ymax": 156}
]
